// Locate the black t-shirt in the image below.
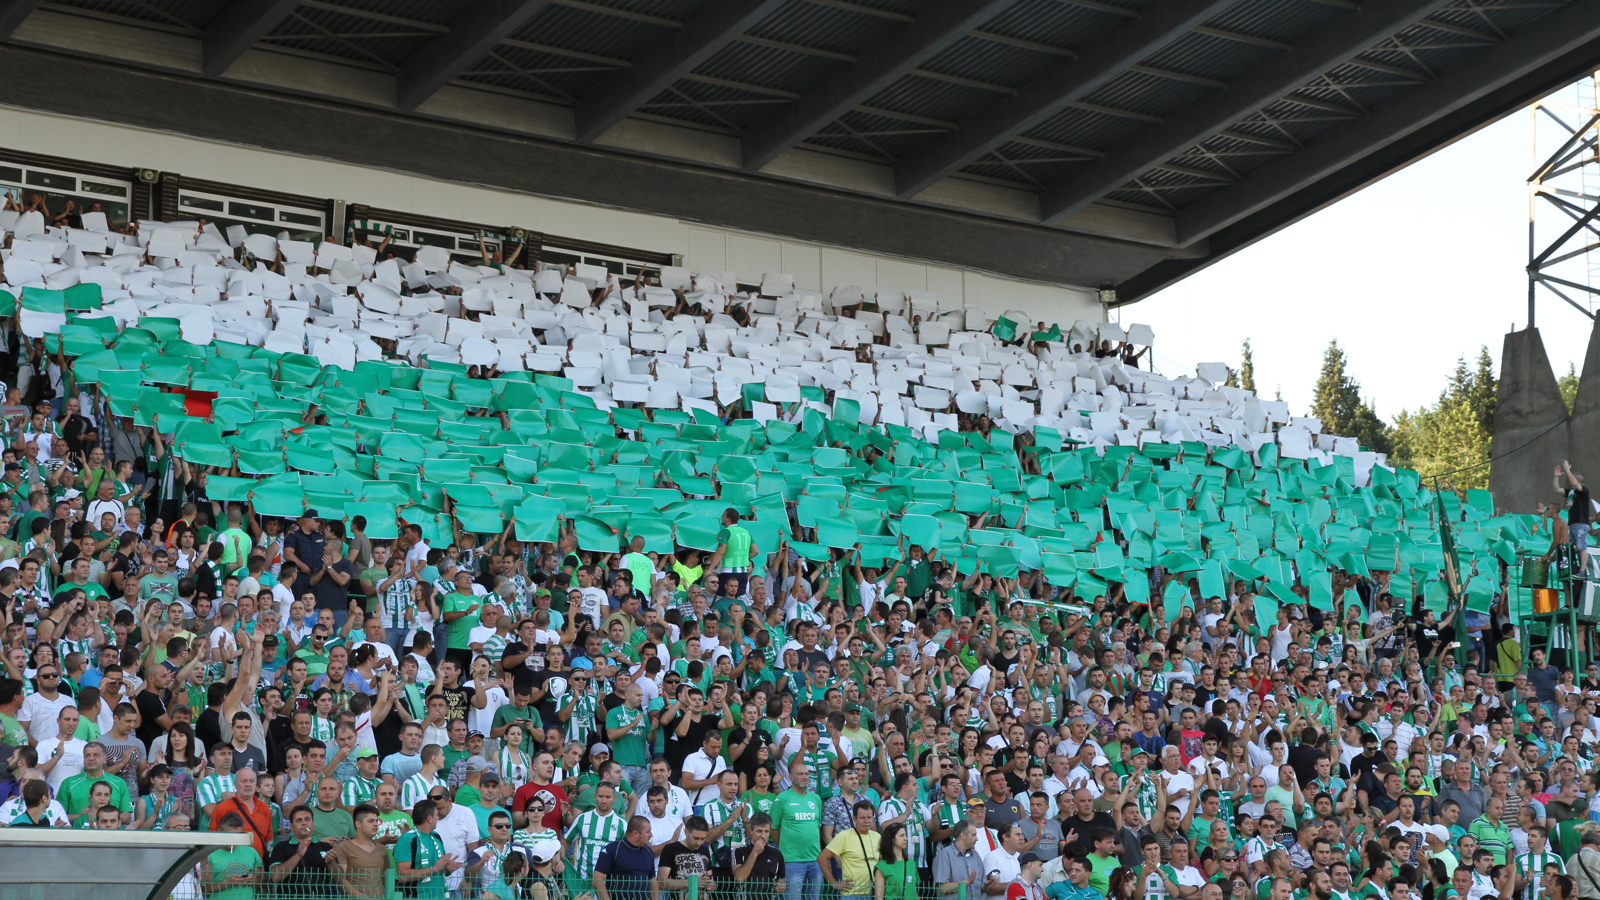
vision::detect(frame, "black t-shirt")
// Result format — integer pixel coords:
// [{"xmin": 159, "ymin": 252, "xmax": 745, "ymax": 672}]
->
[
  {"xmin": 794, "ymin": 647, "xmax": 829, "ymax": 674},
  {"xmin": 196, "ymin": 707, "xmax": 223, "ymax": 752},
  {"xmin": 437, "ymin": 686, "xmax": 472, "ymax": 724},
  {"xmin": 267, "ymin": 839, "xmax": 336, "ymax": 895},
  {"xmin": 992, "ymin": 749, "xmax": 1028, "ymax": 795},
  {"xmin": 663, "ymin": 710, "xmax": 717, "ymax": 773},
  {"xmin": 728, "ymin": 726, "xmax": 772, "ymax": 778},
  {"xmin": 312, "ymin": 559, "xmax": 354, "ymax": 612},
  {"xmin": 659, "ymin": 840, "xmax": 713, "ymax": 882},
  {"xmin": 732, "ymin": 844, "xmax": 785, "ymax": 882},
  {"xmin": 135, "ymin": 690, "xmax": 167, "ymax": 746},
  {"xmin": 527, "ymin": 669, "xmax": 572, "ymax": 724},
  {"xmin": 601, "ymin": 691, "xmax": 628, "ymax": 716},
  {"xmin": 228, "ymin": 742, "xmax": 268, "ymax": 774},
  {"xmin": 1572, "ymin": 486, "xmax": 1593, "ymax": 526},
  {"xmin": 272, "ymin": 738, "xmax": 318, "ymax": 775}
]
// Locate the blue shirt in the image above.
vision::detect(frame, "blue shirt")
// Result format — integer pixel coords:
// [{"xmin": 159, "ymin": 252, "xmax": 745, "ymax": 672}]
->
[
  {"xmin": 1045, "ymin": 882, "xmax": 1103, "ymax": 900},
  {"xmin": 595, "ymin": 837, "xmax": 656, "ymax": 900},
  {"xmin": 381, "ymin": 750, "xmax": 424, "ymax": 785}
]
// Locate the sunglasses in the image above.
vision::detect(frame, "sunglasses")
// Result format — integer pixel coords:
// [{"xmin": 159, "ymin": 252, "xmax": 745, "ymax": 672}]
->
[
  {"xmin": 428, "ymin": 794, "xmax": 446, "ymax": 801},
  {"xmin": 39, "ymin": 673, "xmax": 59, "ymax": 679},
  {"xmin": 491, "ymin": 823, "xmax": 510, "ymax": 829}
]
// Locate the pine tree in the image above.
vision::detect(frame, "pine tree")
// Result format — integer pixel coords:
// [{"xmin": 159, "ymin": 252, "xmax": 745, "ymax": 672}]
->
[
  {"xmin": 1559, "ymin": 360, "xmax": 1579, "ymax": 415},
  {"xmin": 1388, "ymin": 346, "xmax": 1497, "ymax": 491},
  {"xmin": 1310, "ymin": 339, "xmax": 1392, "ymax": 454},
  {"xmin": 1240, "ymin": 339, "xmax": 1256, "ymax": 394}
]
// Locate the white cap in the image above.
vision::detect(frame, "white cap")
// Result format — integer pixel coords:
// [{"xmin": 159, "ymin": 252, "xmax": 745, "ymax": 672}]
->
[{"xmin": 1092, "ymin": 755, "xmax": 1110, "ymax": 766}]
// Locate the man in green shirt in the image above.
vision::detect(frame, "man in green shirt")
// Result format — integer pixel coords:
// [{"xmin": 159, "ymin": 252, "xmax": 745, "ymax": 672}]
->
[
  {"xmin": 59, "ymin": 742, "xmax": 133, "ymax": 825},
  {"xmin": 620, "ymin": 537, "xmax": 653, "ymax": 596},
  {"xmin": 772, "ymin": 756, "xmax": 823, "ymax": 900},
  {"xmin": 0, "ymin": 678, "xmax": 26, "ymax": 746},
  {"xmin": 53, "ymin": 557, "xmax": 108, "ymax": 604},
  {"xmin": 216, "ymin": 508, "xmax": 253, "ymax": 571},
  {"xmin": 440, "ymin": 571, "xmax": 480, "ymax": 672},
  {"xmin": 604, "ymin": 684, "xmax": 653, "ymax": 797},
  {"xmin": 707, "ymin": 508, "xmax": 758, "ymax": 596},
  {"xmin": 139, "ymin": 550, "xmax": 179, "ymax": 606},
  {"xmin": 1468, "ymin": 796, "xmax": 1513, "ymax": 866},
  {"xmin": 308, "ymin": 775, "xmax": 357, "ymax": 842},
  {"xmin": 396, "ymin": 798, "xmax": 459, "ymax": 898}
]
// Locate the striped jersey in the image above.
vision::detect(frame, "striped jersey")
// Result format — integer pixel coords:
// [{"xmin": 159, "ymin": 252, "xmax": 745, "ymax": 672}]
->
[
  {"xmin": 379, "ymin": 577, "xmax": 415, "ymax": 630},
  {"xmin": 567, "ymin": 810, "xmax": 627, "ymax": 878},
  {"xmin": 565, "ymin": 693, "xmax": 598, "ymax": 745},
  {"xmin": 341, "ymin": 774, "xmax": 379, "ymax": 807},
  {"xmin": 701, "ymin": 798, "xmax": 745, "ymax": 854},
  {"xmin": 1515, "ymin": 850, "xmax": 1564, "ymax": 900},
  {"xmin": 878, "ymin": 796, "xmax": 932, "ymax": 867},
  {"xmin": 195, "ymin": 773, "xmax": 236, "ymax": 827},
  {"xmin": 401, "ymin": 773, "xmax": 442, "ymax": 811}
]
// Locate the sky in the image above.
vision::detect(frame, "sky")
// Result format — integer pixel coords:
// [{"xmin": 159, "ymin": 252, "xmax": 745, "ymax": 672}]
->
[{"xmin": 1117, "ymin": 83, "xmax": 1598, "ymax": 421}]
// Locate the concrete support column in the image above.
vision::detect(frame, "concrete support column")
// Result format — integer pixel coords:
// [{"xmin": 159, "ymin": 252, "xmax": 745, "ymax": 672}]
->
[{"xmin": 1490, "ymin": 326, "xmax": 1571, "ymax": 514}]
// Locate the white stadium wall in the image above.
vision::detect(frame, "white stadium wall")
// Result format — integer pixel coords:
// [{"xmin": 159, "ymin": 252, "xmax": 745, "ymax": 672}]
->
[{"xmin": 0, "ymin": 105, "xmax": 1104, "ymax": 326}]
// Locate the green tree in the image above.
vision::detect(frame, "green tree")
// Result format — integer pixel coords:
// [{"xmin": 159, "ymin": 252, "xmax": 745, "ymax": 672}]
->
[
  {"xmin": 1388, "ymin": 346, "xmax": 1497, "ymax": 491},
  {"xmin": 1240, "ymin": 339, "xmax": 1256, "ymax": 394},
  {"xmin": 1559, "ymin": 361, "xmax": 1579, "ymax": 414},
  {"xmin": 1310, "ymin": 339, "xmax": 1392, "ymax": 455}
]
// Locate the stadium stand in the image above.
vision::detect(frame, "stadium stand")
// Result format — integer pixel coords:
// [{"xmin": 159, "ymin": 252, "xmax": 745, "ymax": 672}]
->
[{"xmin": 0, "ymin": 184, "xmax": 1576, "ymax": 900}]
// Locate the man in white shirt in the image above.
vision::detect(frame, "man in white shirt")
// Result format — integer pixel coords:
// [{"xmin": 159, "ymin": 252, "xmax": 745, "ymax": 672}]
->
[
  {"xmin": 85, "ymin": 479, "xmax": 126, "ymax": 531},
  {"xmin": 0, "ymin": 769, "xmax": 70, "ymax": 826},
  {"xmin": 353, "ymin": 618, "xmax": 400, "ymax": 670},
  {"xmin": 680, "ymin": 731, "xmax": 729, "ymax": 808},
  {"xmin": 36, "ymin": 706, "xmax": 87, "ymax": 791},
  {"xmin": 1156, "ymin": 745, "xmax": 1196, "ymax": 819},
  {"xmin": 980, "ymin": 822, "xmax": 1023, "ymax": 900},
  {"xmin": 431, "ymin": 786, "xmax": 482, "ymax": 893},
  {"xmin": 639, "ymin": 786, "xmax": 685, "ymax": 870},
  {"xmin": 631, "ymin": 758, "xmax": 691, "ymax": 819},
  {"xmin": 17, "ymin": 663, "xmax": 74, "ymax": 743}
]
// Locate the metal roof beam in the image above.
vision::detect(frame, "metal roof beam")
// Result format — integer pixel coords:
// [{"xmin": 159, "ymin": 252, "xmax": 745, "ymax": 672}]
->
[
  {"xmin": 1038, "ymin": 0, "xmax": 1453, "ymax": 223},
  {"xmin": 892, "ymin": 0, "xmax": 1239, "ymax": 200},
  {"xmin": 575, "ymin": 0, "xmax": 788, "ymax": 142},
  {"xmin": 1174, "ymin": 0, "xmax": 1600, "ymax": 245},
  {"xmin": 0, "ymin": 0, "xmax": 42, "ymax": 38},
  {"xmin": 201, "ymin": 0, "xmax": 300, "ymax": 77},
  {"xmin": 395, "ymin": 0, "xmax": 553, "ymax": 110},
  {"xmin": 739, "ymin": 0, "xmax": 1016, "ymax": 172}
]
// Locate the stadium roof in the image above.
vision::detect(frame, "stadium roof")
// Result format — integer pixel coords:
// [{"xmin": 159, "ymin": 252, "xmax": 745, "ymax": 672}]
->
[{"xmin": 5, "ymin": 0, "xmax": 1600, "ymax": 302}]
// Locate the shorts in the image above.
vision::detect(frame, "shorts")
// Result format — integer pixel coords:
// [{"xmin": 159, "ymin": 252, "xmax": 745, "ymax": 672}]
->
[{"xmin": 1572, "ymin": 522, "xmax": 1590, "ymax": 552}]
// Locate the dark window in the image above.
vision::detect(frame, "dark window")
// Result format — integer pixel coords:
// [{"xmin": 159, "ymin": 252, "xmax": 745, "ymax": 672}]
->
[
  {"xmin": 279, "ymin": 210, "xmax": 321, "ymax": 228},
  {"xmin": 180, "ymin": 195, "xmax": 225, "ymax": 213},
  {"xmin": 0, "ymin": 166, "xmax": 23, "ymax": 183},
  {"xmin": 228, "ymin": 201, "xmax": 274, "ymax": 221},
  {"xmin": 25, "ymin": 171, "xmax": 75, "ymax": 191},
  {"xmin": 80, "ymin": 180, "xmax": 128, "ymax": 197}
]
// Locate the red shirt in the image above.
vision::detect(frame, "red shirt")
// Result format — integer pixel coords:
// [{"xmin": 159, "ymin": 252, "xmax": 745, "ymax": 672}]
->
[
  {"xmin": 511, "ymin": 781, "xmax": 570, "ymax": 831},
  {"xmin": 1005, "ymin": 882, "xmax": 1044, "ymax": 900}
]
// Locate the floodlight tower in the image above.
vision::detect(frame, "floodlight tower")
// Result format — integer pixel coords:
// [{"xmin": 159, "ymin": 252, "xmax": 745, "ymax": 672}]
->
[{"xmin": 1528, "ymin": 71, "xmax": 1600, "ymax": 326}]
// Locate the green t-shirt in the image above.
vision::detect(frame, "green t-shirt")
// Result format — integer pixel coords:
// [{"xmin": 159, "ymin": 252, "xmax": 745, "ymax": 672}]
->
[
  {"xmin": 443, "ymin": 592, "xmax": 478, "ymax": 650},
  {"xmin": 493, "ymin": 702, "xmax": 543, "ymax": 734},
  {"xmin": 0, "ymin": 712, "xmax": 25, "ymax": 746},
  {"xmin": 60, "ymin": 772, "xmax": 132, "ymax": 815},
  {"xmin": 395, "ymin": 829, "xmax": 448, "ymax": 898},
  {"xmin": 53, "ymin": 579, "xmax": 108, "ymax": 603},
  {"xmin": 717, "ymin": 524, "xmax": 753, "ymax": 569},
  {"xmin": 604, "ymin": 705, "xmax": 650, "ymax": 766},
  {"xmin": 140, "ymin": 573, "xmax": 180, "ymax": 604},
  {"xmin": 771, "ymin": 788, "xmax": 822, "ymax": 862},
  {"xmin": 311, "ymin": 805, "xmax": 356, "ymax": 842},
  {"xmin": 205, "ymin": 845, "xmax": 262, "ymax": 900}
]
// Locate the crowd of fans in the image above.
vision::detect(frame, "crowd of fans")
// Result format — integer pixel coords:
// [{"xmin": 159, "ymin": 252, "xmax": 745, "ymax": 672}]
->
[{"xmin": 0, "ymin": 209, "xmax": 1590, "ymax": 900}]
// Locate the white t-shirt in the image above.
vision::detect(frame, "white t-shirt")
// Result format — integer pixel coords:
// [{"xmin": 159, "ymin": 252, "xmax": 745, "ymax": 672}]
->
[
  {"xmin": 433, "ymin": 801, "xmax": 481, "ymax": 890},
  {"xmin": 405, "ymin": 540, "xmax": 430, "ymax": 570},
  {"xmin": 0, "ymin": 795, "xmax": 68, "ymax": 826},
  {"xmin": 1158, "ymin": 770, "xmax": 1197, "ymax": 818},
  {"xmin": 209, "ymin": 625, "xmax": 238, "ymax": 661},
  {"xmin": 576, "ymin": 587, "xmax": 607, "ymax": 628},
  {"xmin": 465, "ymin": 681, "xmax": 508, "ymax": 736},
  {"xmin": 37, "ymin": 737, "xmax": 87, "ymax": 790},
  {"xmin": 19, "ymin": 691, "xmax": 74, "ymax": 742},
  {"xmin": 642, "ymin": 812, "xmax": 685, "ymax": 870},
  {"xmin": 353, "ymin": 640, "xmax": 399, "ymax": 670}
]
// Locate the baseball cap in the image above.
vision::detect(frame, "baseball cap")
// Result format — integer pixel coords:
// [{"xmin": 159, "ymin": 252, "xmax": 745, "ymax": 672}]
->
[
  {"xmin": 591, "ymin": 743, "xmax": 611, "ymax": 754},
  {"xmin": 355, "ymin": 748, "xmax": 378, "ymax": 759},
  {"xmin": 1019, "ymin": 852, "xmax": 1043, "ymax": 866},
  {"xmin": 466, "ymin": 756, "xmax": 494, "ymax": 773},
  {"xmin": 302, "ymin": 509, "xmax": 320, "ymax": 519},
  {"xmin": 966, "ymin": 798, "xmax": 986, "ymax": 809},
  {"xmin": 63, "ymin": 488, "xmax": 81, "ymax": 500},
  {"xmin": 1091, "ymin": 755, "xmax": 1110, "ymax": 766}
]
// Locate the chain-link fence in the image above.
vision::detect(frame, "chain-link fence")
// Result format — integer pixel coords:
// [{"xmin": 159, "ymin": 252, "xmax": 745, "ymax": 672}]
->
[{"xmin": 147, "ymin": 865, "xmax": 989, "ymax": 900}]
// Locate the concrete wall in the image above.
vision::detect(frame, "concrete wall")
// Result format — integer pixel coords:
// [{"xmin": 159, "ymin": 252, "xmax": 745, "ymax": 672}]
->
[
  {"xmin": 1490, "ymin": 326, "xmax": 1571, "ymax": 514},
  {"xmin": 0, "ymin": 102, "xmax": 1107, "ymax": 325},
  {"xmin": 0, "ymin": 105, "xmax": 1106, "ymax": 325}
]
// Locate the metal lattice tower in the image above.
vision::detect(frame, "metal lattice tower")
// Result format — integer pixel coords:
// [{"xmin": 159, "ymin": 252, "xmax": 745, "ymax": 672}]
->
[{"xmin": 1528, "ymin": 72, "xmax": 1600, "ymax": 324}]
